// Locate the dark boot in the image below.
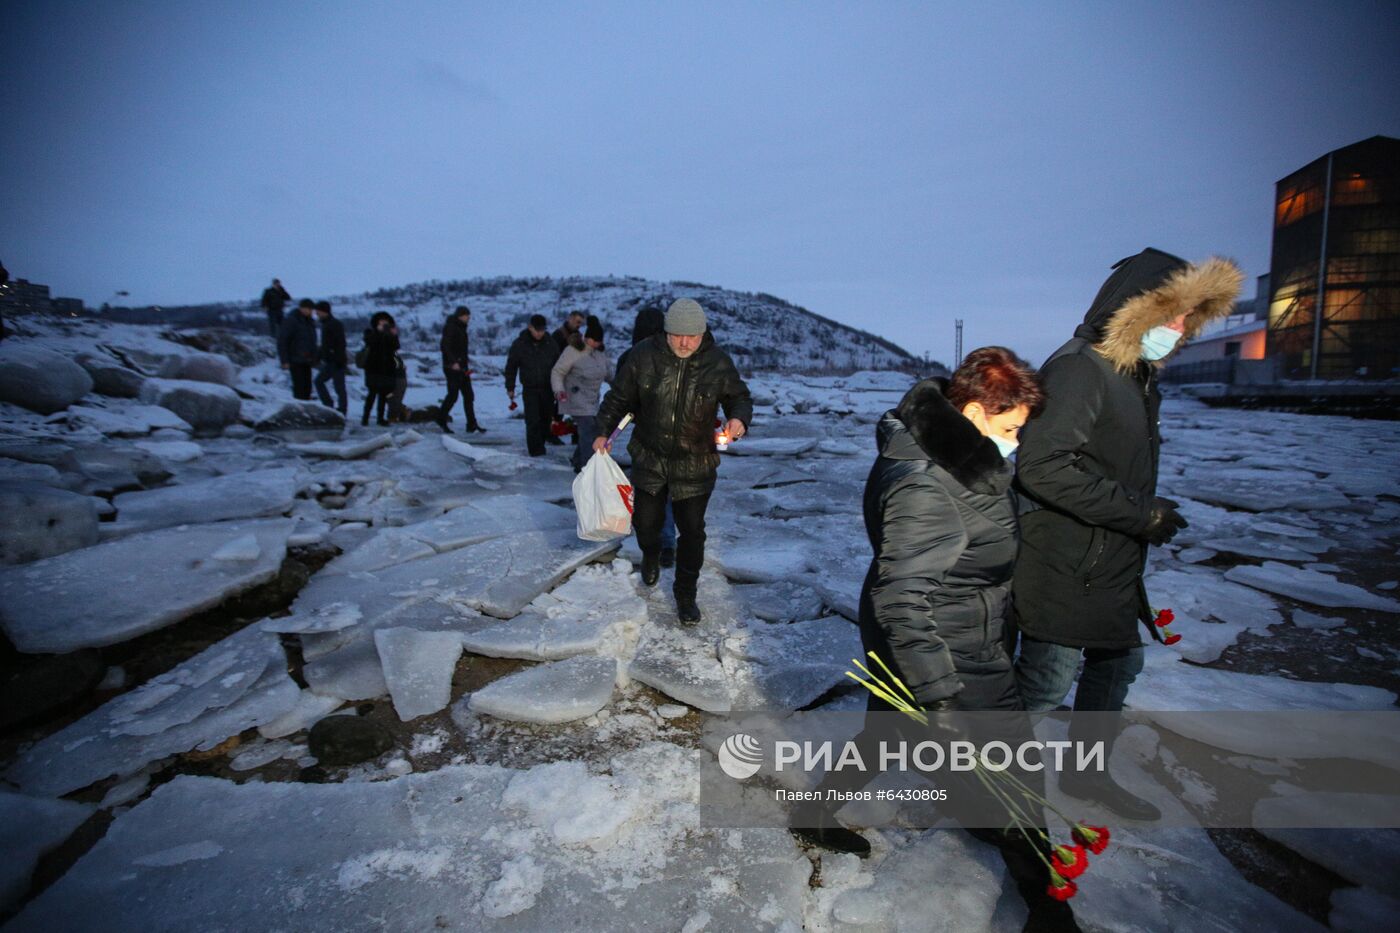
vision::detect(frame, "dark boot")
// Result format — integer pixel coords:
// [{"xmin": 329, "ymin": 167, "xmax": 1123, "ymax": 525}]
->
[
  {"xmin": 971, "ymin": 829, "xmax": 1081, "ymax": 933},
  {"xmin": 790, "ymin": 822, "xmax": 871, "ymax": 858},
  {"xmin": 659, "ymin": 547, "xmax": 676, "ymax": 568},
  {"xmin": 437, "ymin": 414, "xmax": 454, "ymax": 434},
  {"xmin": 640, "ymin": 551, "xmax": 661, "ymax": 587},
  {"xmin": 1058, "ymin": 772, "xmax": 1161, "ymax": 821},
  {"xmin": 674, "ymin": 569, "xmax": 701, "ymax": 624}
]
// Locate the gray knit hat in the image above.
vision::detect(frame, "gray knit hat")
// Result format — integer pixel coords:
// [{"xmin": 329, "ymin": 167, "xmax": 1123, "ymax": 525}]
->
[{"xmin": 664, "ymin": 298, "xmax": 707, "ymax": 336}]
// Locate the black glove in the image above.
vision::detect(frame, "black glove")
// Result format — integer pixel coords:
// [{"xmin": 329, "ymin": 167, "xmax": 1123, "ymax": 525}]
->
[{"xmin": 1142, "ymin": 496, "xmax": 1188, "ymax": 546}]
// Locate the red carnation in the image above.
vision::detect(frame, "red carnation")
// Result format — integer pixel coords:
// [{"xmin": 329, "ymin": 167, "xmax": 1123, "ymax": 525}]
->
[
  {"xmin": 1163, "ymin": 631, "xmax": 1181, "ymax": 645},
  {"xmin": 1072, "ymin": 824, "xmax": 1111, "ymax": 854},
  {"xmin": 1051, "ymin": 844, "xmax": 1088, "ymax": 880},
  {"xmin": 1046, "ymin": 874, "xmax": 1079, "ymax": 901},
  {"xmin": 1153, "ymin": 608, "xmax": 1175, "ymax": 627}
]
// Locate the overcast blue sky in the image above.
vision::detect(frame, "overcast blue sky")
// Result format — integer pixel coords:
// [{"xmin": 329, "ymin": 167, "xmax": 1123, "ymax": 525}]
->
[{"xmin": 3, "ymin": 1, "xmax": 1397, "ymax": 364}]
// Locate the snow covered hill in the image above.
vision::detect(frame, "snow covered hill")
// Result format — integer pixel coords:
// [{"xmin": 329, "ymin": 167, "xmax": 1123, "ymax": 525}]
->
[{"xmin": 105, "ymin": 275, "xmax": 925, "ymax": 374}]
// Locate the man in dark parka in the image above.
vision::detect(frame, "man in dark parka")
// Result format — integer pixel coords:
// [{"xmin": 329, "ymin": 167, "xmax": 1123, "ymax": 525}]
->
[
  {"xmin": 261, "ymin": 278, "xmax": 291, "ymax": 338},
  {"xmin": 313, "ymin": 300, "xmax": 347, "ymax": 415},
  {"xmin": 278, "ymin": 298, "xmax": 319, "ymax": 401},
  {"xmin": 593, "ymin": 299, "xmax": 752, "ymax": 623},
  {"xmin": 1012, "ymin": 248, "xmax": 1243, "ymax": 820},
  {"xmin": 437, "ymin": 305, "xmax": 483, "ymax": 434},
  {"xmin": 504, "ymin": 314, "xmax": 562, "ymax": 456}
]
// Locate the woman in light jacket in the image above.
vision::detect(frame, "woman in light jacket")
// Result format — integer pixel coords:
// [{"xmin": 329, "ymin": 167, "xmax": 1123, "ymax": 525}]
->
[{"xmin": 551, "ymin": 316, "xmax": 614, "ymax": 472}]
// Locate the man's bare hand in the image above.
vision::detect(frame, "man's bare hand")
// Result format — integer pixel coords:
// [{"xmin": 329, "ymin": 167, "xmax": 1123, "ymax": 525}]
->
[
  {"xmin": 725, "ymin": 418, "xmax": 746, "ymax": 440},
  {"xmin": 593, "ymin": 436, "xmax": 610, "ymax": 454}
]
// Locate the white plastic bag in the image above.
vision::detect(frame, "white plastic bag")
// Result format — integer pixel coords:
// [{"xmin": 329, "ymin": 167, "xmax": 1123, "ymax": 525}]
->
[{"xmin": 573, "ymin": 450, "xmax": 634, "ymax": 540}]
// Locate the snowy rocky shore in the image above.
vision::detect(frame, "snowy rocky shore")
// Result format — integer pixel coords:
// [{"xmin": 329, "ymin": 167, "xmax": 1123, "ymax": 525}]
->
[{"xmin": 1, "ymin": 315, "xmax": 1399, "ymax": 931}]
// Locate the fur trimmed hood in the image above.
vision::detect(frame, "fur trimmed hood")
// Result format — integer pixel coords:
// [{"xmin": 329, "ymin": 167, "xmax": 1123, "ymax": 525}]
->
[
  {"xmin": 879, "ymin": 378, "xmax": 1011, "ymax": 496},
  {"xmin": 1078, "ymin": 248, "xmax": 1245, "ymax": 374}
]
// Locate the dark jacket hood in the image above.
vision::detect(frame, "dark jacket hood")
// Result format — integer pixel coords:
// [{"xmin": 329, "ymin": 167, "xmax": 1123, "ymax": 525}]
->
[
  {"xmin": 1075, "ymin": 247, "xmax": 1245, "ymax": 374},
  {"xmin": 878, "ymin": 378, "xmax": 1010, "ymax": 496},
  {"xmin": 632, "ymin": 305, "xmax": 666, "ymax": 346}
]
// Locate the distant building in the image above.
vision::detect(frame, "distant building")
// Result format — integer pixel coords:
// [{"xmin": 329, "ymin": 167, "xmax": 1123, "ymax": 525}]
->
[
  {"xmin": 1266, "ymin": 135, "xmax": 1400, "ymax": 380},
  {"xmin": 1164, "ymin": 274, "xmax": 1273, "ymax": 384},
  {"xmin": 0, "ymin": 278, "xmax": 53, "ymax": 316}
]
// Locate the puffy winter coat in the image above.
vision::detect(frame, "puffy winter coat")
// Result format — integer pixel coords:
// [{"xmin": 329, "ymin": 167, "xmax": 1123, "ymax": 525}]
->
[
  {"xmin": 595, "ymin": 331, "xmax": 753, "ymax": 500},
  {"xmin": 504, "ymin": 328, "xmax": 561, "ymax": 391},
  {"xmin": 1013, "ymin": 248, "xmax": 1243, "ymax": 649},
  {"xmin": 361, "ymin": 327, "xmax": 400, "ymax": 378},
  {"xmin": 319, "ymin": 315, "xmax": 346, "ymax": 367},
  {"xmin": 859, "ymin": 379, "xmax": 1022, "ymax": 711},
  {"xmin": 277, "ymin": 312, "xmax": 318, "ymax": 365},
  {"xmin": 440, "ymin": 316, "xmax": 470, "ymax": 370},
  {"xmin": 551, "ymin": 335, "xmax": 613, "ymax": 417}
]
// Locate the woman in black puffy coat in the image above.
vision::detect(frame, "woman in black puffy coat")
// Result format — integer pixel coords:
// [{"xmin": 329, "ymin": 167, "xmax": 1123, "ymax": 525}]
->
[{"xmin": 361, "ymin": 311, "xmax": 399, "ymax": 426}]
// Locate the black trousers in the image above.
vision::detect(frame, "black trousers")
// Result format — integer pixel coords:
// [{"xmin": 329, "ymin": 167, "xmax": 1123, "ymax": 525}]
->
[
  {"xmin": 289, "ymin": 363, "xmax": 312, "ymax": 400},
  {"xmin": 265, "ymin": 308, "xmax": 283, "ymax": 338},
  {"xmin": 440, "ymin": 368, "xmax": 478, "ymax": 428},
  {"xmin": 363, "ymin": 374, "xmax": 395, "ymax": 424},
  {"xmin": 633, "ymin": 487, "xmax": 711, "ymax": 596},
  {"xmin": 520, "ymin": 384, "xmax": 554, "ymax": 455},
  {"xmin": 315, "ymin": 363, "xmax": 347, "ymax": 414}
]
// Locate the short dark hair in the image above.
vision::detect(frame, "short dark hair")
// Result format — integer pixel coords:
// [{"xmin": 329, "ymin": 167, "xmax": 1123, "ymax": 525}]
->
[
  {"xmin": 529, "ymin": 313, "xmax": 547, "ymax": 330},
  {"xmin": 454, "ymin": 305, "xmax": 470, "ymax": 318},
  {"xmin": 567, "ymin": 310, "xmax": 585, "ymax": 320},
  {"xmin": 298, "ymin": 298, "xmax": 314, "ymax": 309},
  {"xmin": 946, "ymin": 346, "xmax": 1044, "ymax": 416},
  {"xmin": 315, "ymin": 300, "xmax": 331, "ymax": 313}
]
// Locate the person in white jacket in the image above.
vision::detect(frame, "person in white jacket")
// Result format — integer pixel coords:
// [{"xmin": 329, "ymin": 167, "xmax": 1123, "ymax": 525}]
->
[{"xmin": 551, "ymin": 316, "xmax": 614, "ymax": 472}]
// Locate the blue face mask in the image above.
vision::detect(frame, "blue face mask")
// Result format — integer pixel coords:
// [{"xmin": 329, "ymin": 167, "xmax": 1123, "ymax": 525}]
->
[
  {"xmin": 991, "ymin": 435, "xmax": 1019, "ymax": 459},
  {"xmin": 1140, "ymin": 325, "xmax": 1183, "ymax": 361}
]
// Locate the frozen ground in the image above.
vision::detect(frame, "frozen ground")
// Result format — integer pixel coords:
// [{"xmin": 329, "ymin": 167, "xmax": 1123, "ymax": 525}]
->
[{"xmin": 1, "ymin": 316, "xmax": 1399, "ymax": 930}]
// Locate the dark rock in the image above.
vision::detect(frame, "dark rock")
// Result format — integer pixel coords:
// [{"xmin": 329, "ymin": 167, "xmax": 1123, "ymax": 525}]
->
[
  {"xmin": 138, "ymin": 378, "xmax": 242, "ymax": 433},
  {"xmin": 76, "ymin": 354, "xmax": 145, "ymax": 398},
  {"xmin": 0, "ymin": 649, "xmax": 106, "ymax": 732},
  {"xmin": 307, "ymin": 715, "xmax": 394, "ymax": 765},
  {"xmin": 255, "ymin": 401, "xmax": 346, "ymax": 431}
]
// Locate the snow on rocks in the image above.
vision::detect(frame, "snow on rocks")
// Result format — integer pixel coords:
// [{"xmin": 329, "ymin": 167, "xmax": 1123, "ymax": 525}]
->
[
  {"xmin": 285, "ymin": 433, "xmax": 393, "ymax": 459},
  {"xmin": 0, "ymin": 791, "xmax": 96, "ymax": 912},
  {"xmin": 254, "ymin": 400, "xmax": 346, "ymax": 430},
  {"xmin": 0, "ymin": 482, "xmax": 101, "ymax": 564},
  {"xmin": 467, "ymin": 655, "xmax": 617, "ymax": 724},
  {"xmin": 156, "ymin": 350, "xmax": 239, "ymax": 387},
  {"xmin": 138, "ymin": 377, "xmax": 241, "ymax": 433},
  {"xmin": 0, "ymin": 341, "xmax": 94, "ymax": 414},
  {"xmin": 0, "ymin": 518, "xmax": 294, "ymax": 653},
  {"xmin": 257, "ymin": 689, "xmax": 345, "ymax": 740},
  {"xmin": 107, "ymin": 467, "xmax": 298, "ymax": 536},
  {"xmin": 64, "ymin": 402, "xmax": 194, "ymax": 437},
  {"xmin": 1225, "ymin": 561, "xmax": 1400, "ymax": 613},
  {"xmin": 133, "ymin": 438, "xmax": 203, "ymax": 462},
  {"xmin": 721, "ymin": 616, "xmax": 861, "ymax": 710},
  {"xmin": 375, "ymin": 628, "xmax": 465, "ymax": 721}
]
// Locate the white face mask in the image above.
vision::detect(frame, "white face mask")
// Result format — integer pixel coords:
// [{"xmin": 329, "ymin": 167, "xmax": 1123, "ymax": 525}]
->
[
  {"xmin": 1140, "ymin": 325, "xmax": 1183, "ymax": 361},
  {"xmin": 990, "ymin": 434, "xmax": 1019, "ymax": 458}
]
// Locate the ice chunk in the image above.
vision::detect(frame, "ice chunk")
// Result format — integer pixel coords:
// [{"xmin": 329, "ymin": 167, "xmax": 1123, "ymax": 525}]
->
[
  {"xmin": 133, "ymin": 439, "xmax": 203, "ymax": 462},
  {"xmin": 0, "ymin": 518, "xmax": 294, "ymax": 653},
  {"xmin": 1293, "ymin": 610, "xmax": 1346, "ymax": 631},
  {"xmin": 374, "ymin": 628, "xmax": 465, "ymax": 721},
  {"xmin": 315, "ymin": 528, "xmax": 437, "ymax": 575},
  {"xmin": 721, "ymin": 617, "xmax": 862, "ymax": 710},
  {"xmin": 722, "ymin": 437, "xmax": 818, "ymax": 457},
  {"xmin": 258, "ymin": 689, "xmax": 344, "ymax": 739},
  {"xmin": 304, "ymin": 636, "xmax": 389, "ymax": 702},
  {"xmin": 0, "ymin": 791, "xmax": 95, "ymax": 912},
  {"xmin": 467, "ymin": 655, "xmax": 617, "ymax": 724},
  {"xmin": 481, "ymin": 855, "xmax": 545, "ymax": 919},
  {"xmin": 261, "ymin": 601, "xmax": 363, "ymax": 635},
  {"xmin": 67, "ymin": 404, "xmax": 193, "ymax": 437},
  {"xmin": 0, "ymin": 482, "xmax": 101, "ymax": 565},
  {"xmin": 1254, "ymin": 794, "xmax": 1400, "ymax": 891},
  {"xmin": 285, "ymin": 434, "xmax": 394, "ymax": 459},
  {"xmin": 210, "ymin": 534, "xmax": 261, "ymax": 562},
  {"xmin": 1226, "ymin": 562, "xmax": 1400, "ymax": 612},
  {"xmin": 733, "ymin": 580, "xmax": 825, "ymax": 622},
  {"xmin": 108, "ymin": 468, "xmax": 298, "ymax": 536}
]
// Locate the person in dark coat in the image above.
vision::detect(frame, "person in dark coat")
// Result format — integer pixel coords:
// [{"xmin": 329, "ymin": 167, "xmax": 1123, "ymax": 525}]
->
[
  {"xmin": 1012, "ymin": 248, "xmax": 1243, "ymax": 821},
  {"xmin": 551, "ymin": 309, "xmax": 586, "ymax": 353},
  {"xmin": 277, "ymin": 298, "xmax": 319, "ymax": 400},
  {"xmin": 386, "ymin": 315, "xmax": 409, "ymax": 423},
  {"xmin": 313, "ymin": 300, "xmax": 347, "ymax": 415},
  {"xmin": 794, "ymin": 351, "xmax": 1082, "ymax": 932},
  {"xmin": 360, "ymin": 311, "xmax": 399, "ymax": 426},
  {"xmin": 437, "ymin": 305, "xmax": 483, "ymax": 434},
  {"xmin": 504, "ymin": 314, "xmax": 562, "ymax": 455},
  {"xmin": 261, "ymin": 278, "xmax": 291, "ymax": 338},
  {"xmin": 618, "ymin": 298, "xmax": 676, "ymax": 565},
  {"xmin": 593, "ymin": 299, "xmax": 752, "ymax": 623}
]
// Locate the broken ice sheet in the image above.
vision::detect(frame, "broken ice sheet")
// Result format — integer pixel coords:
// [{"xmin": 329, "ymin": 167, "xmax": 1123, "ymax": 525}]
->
[
  {"xmin": 375, "ymin": 628, "xmax": 464, "ymax": 721},
  {"xmin": 467, "ymin": 655, "xmax": 617, "ymax": 725}
]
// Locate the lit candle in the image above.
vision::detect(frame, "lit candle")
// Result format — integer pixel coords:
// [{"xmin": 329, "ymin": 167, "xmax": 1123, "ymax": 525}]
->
[{"xmin": 715, "ymin": 432, "xmax": 730, "ymax": 451}]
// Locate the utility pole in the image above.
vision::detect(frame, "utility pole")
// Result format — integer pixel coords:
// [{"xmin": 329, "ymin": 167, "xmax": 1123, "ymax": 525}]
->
[{"xmin": 955, "ymin": 319, "xmax": 964, "ymax": 367}]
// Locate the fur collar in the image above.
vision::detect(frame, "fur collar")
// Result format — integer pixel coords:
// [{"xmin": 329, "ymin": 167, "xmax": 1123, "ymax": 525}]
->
[
  {"xmin": 1094, "ymin": 256, "xmax": 1245, "ymax": 374},
  {"xmin": 891, "ymin": 379, "xmax": 1010, "ymax": 495}
]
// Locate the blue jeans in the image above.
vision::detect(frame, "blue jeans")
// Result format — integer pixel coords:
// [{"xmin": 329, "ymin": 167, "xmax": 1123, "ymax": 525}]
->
[
  {"xmin": 315, "ymin": 363, "xmax": 347, "ymax": 414},
  {"xmin": 660, "ymin": 500, "xmax": 676, "ymax": 550},
  {"xmin": 1015, "ymin": 637, "xmax": 1144, "ymax": 714},
  {"xmin": 571, "ymin": 416, "xmax": 596, "ymax": 472}
]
